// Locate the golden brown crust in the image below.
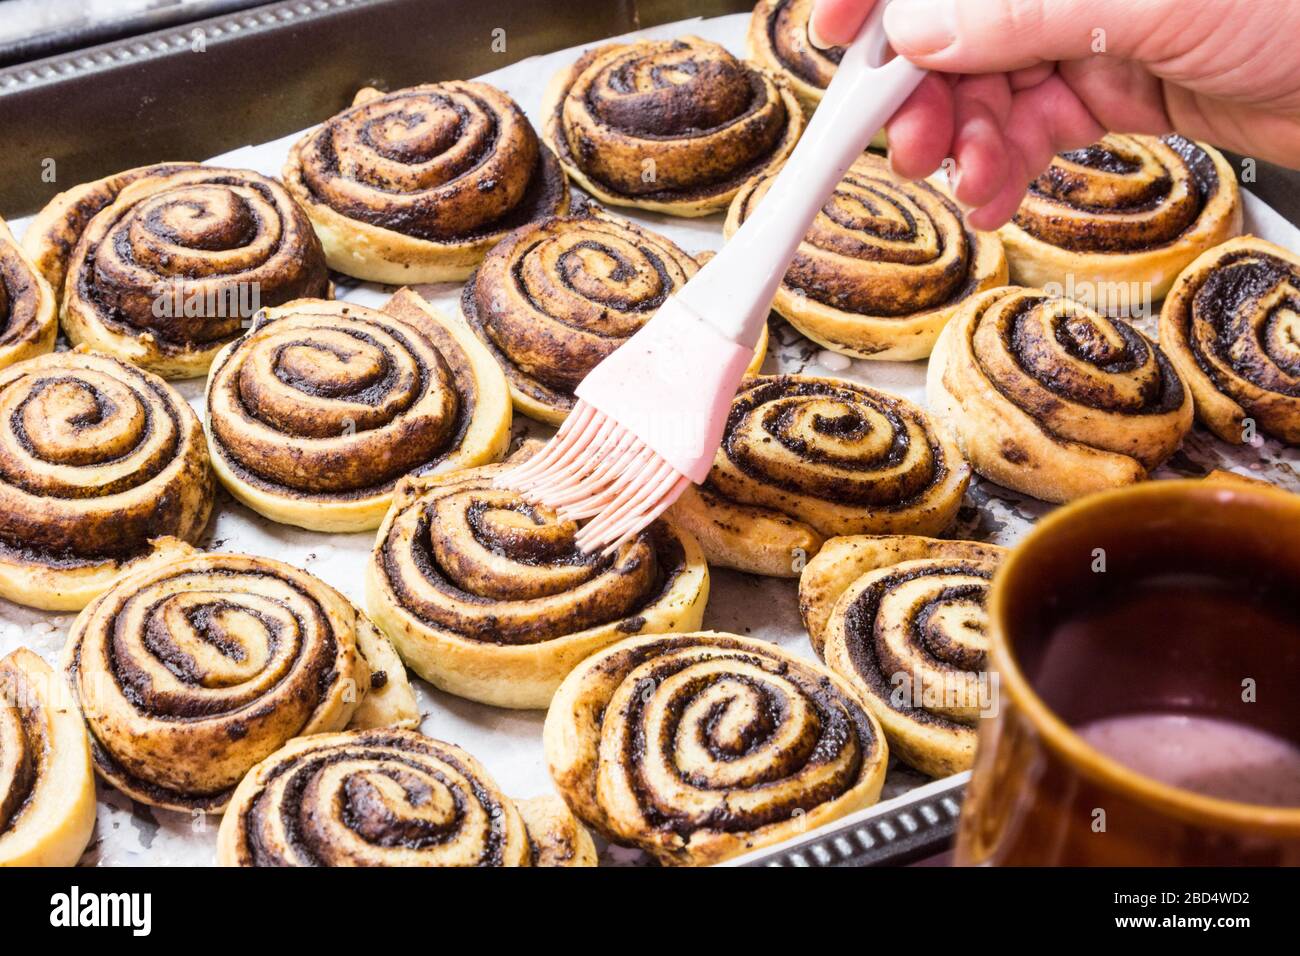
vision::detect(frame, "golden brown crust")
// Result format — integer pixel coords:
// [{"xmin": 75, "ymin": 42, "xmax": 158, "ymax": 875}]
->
[
  {"xmin": 366, "ymin": 461, "xmax": 709, "ymax": 709},
  {"xmin": 1159, "ymin": 236, "xmax": 1300, "ymax": 445},
  {"xmin": 218, "ymin": 728, "xmax": 593, "ymax": 866},
  {"xmin": 746, "ymin": 0, "xmax": 842, "ymax": 114},
  {"xmin": 0, "ymin": 217, "xmax": 57, "ymax": 371},
  {"xmin": 0, "ymin": 649, "xmax": 97, "ymax": 867},
  {"xmin": 543, "ymin": 36, "xmax": 804, "ymax": 217},
  {"xmin": 727, "ymin": 153, "xmax": 1008, "ymax": 360},
  {"xmin": 669, "ymin": 375, "xmax": 970, "ymax": 577},
  {"xmin": 927, "ymin": 286, "xmax": 1194, "ymax": 503},
  {"xmin": 800, "ymin": 535, "xmax": 1006, "ymax": 777},
  {"xmin": 62, "ymin": 553, "xmax": 373, "ymax": 812},
  {"xmin": 0, "ymin": 349, "xmax": 213, "ymax": 611},
  {"xmin": 998, "ymin": 135, "xmax": 1241, "ymax": 300},
  {"xmin": 284, "ymin": 82, "xmax": 569, "ymax": 283},
  {"xmin": 205, "ymin": 290, "xmax": 511, "ymax": 532},
  {"xmin": 543, "ymin": 631, "xmax": 888, "ymax": 866},
  {"xmin": 55, "ymin": 165, "xmax": 330, "ymax": 379},
  {"xmin": 517, "ymin": 795, "xmax": 600, "ymax": 867}
]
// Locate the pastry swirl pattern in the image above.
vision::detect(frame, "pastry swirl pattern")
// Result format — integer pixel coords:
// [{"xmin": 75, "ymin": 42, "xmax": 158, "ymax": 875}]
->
[
  {"xmin": 367, "ymin": 462, "xmax": 709, "ymax": 709},
  {"xmin": 543, "ymin": 36, "xmax": 804, "ymax": 216},
  {"xmin": 0, "ymin": 217, "xmax": 57, "ymax": 371},
  {"xmin": 1160, "ymin": 236, "xmax": 1300, "ymax": 445},
  {"xmin": 218, "ymin": 728, "xmax": 596, "ymax": 867},
  {"xmin": 206, "ymin": 290, "xmax": 511, "ymax": 531},
  {"xmin": 927, "ymin": 286, "xmax": 1193, "ymax": 502},
  {"xmin": 746, "ymin": 0, "xmax": 842, "ymax": 113},
  {"xmin": 544, "ymin": 631, "xmax": 888, "ymax": 866},
  {"xmin": 727, "ymin": 152, "xmax": 1007, "ymax": 360},
  {"xmin": 58, "ymin": 166, "xmax": 330, "ymax": 379},
  {"xmin": 671, "ymin": 375, "xmax": 970, "ymax": 577},
  {"xmin": 285, "ymin": 83, "xmax": 569, "ymax": 283},
  {"xmin": 0, "ymin": 350, "xmax": 212, "ymax": 611},
  {"xmin": 63, "ymin": 553, "xmax": 373, "ymax": 812}
]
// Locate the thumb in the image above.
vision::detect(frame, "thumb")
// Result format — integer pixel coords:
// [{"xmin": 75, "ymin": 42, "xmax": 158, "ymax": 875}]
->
[{"xmin": 884, "ymin": 0, "xmax": 1187, "ymax": 72}]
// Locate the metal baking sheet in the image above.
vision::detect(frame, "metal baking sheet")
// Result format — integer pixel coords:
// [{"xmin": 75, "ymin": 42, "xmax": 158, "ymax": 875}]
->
[{"xmin": 2, "ymin": 8, "xmax": 1297, "ymax": 868}]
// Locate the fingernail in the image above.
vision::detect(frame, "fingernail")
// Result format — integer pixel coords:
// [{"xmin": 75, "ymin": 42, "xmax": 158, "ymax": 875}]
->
[
  {"xmin": 884, "ymin": 0, "xmax": 957, "ymax": 56},
  {"xmin": 806, "ymin": 16, "xmax": 832, "ymax": 51}
]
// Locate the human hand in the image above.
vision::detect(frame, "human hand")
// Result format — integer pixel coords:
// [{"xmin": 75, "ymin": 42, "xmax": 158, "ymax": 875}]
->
[{"xmin": 812, "ymin": 0, "xmax": 1300, "ymax": 228}]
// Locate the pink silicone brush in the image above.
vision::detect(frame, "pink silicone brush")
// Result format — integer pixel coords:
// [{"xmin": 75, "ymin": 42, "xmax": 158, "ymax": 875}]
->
[{"xmin": 500, "ymin": 1, "xmax": 927, "ymax": 553}]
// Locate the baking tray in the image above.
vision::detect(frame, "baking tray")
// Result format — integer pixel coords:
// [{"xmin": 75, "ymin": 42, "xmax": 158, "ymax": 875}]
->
[{"xmin": 1, "ymin": 1, "xmax": 1297, "ymax": 868}]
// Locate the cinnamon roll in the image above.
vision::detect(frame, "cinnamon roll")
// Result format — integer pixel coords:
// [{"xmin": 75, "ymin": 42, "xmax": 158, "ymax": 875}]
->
[
  {"xmin": 543, "ymin": 36, "xmax": 804, "ymax": 217},
  {"xmin": 669, "ymin": 375, "xmax": 970, "ymax": 578},
  {"xmin": 0, "ymin": 350, "xmax": 213, "ymax": 611},
  {"xmin": 544, "ymin": 631, "xmax": 888, "ymax": 866},
  {"xmin": 927, "ymin": 286, "xmax": 1194, "ymax": 503},
  {"xmin": 51, "ymin": 165, "xmax": 330, "ymax": 379},
  {"xmin": 747, "ymin": 0, "xmax": 841, "ymax": 114},
  {"xmin": 366, "ymin": 461, "xmax": 709, "ymax": 709},
  {"xmin": 799, "ymin": 535, "xmax": 1006, "ymax": 777},
  {"xmin": 999, "ymin": 135, "xmax": 1241, "ymax": 300},
  {"xmin": 0, "ymin": 649, "xmax": 96, "ymax": 867},
  {"xmin": 218, "ymin": 728, "xmax": 596, "ymax": 867},
  {"xmin": 0, "ymin": 217, "xmax": 57, "ymax": 371},
  {"xmin": 462, "ymin": 207, "xmax": 765, "ymax": 424},
  {"xmin": 62, "ymin": 553, "xmax": 388, "ymax": 812},
  {"xmin": 206, "ymin": 289, "xmax": 511, "ymax": 532},
  {"xmin": 726, "ymin": 152, "xmax": 1007, "ymax": 360},
  {"xmin": 284, "ymin": 83, "xmax": 569, "ymax": 284},
  {"xmin": 1160, "ymin": 236, "xmax": 1300, "ymax": 445}
]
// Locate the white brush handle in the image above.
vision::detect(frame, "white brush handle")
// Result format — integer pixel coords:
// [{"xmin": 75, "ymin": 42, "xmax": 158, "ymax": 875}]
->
[{"xmin": 677, "ymin": 0, "xmax": 927, "ymax": 348}]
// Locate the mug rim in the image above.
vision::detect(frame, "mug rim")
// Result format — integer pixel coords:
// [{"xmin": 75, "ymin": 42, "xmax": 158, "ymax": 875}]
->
[{"xmin": 988, "ymin": 478, "xmax": 1300, "ymax": 834}]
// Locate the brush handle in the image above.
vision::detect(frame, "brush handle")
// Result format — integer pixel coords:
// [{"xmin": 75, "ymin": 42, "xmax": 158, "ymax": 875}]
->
[{"xmin": 677, "ymin": 0, "xmax": 926, "ymax": 348}]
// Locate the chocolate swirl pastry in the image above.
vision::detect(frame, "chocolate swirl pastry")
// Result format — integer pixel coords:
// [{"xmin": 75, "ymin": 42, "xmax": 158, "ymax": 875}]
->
[
  {"xmin": 284, "ymin": 83, "xmax": 569, "ymax": 283},
  {"xmin": 55, "ymin": 165, "xmax": 330, "ymax": 379},
  {"xmin": 999, "ymin": 134, "xmax": 1241, "ymax": 300},
  {"xmin": 542, "ymin": 36, "xmax": 804, "ymax": 217},
  {"xmin": 927, "ymin": 286, "xmax": 1193, "ymax": 503},
  {"xmin": 218, "ymin": 728, "xmax": 596, "ymax": 867},
  {"xmin": 726, "ymin": 152, "xmax": 1007, "ymax": 360},
  {"xmin": 366, "ymin": 461, "xmax": 709, "ymax": 709},
  {"xmin": 1160, "ymin": 236, "xmax": 1300, "ymax": 445},
  {"xmin": 747, "ymin": 0, "xmax": 842, "ymax": 113},
  {"xmin": 61, "ymin": 553, "xmax": 410, "ymax": 812},
  {"xmin": 0, "ymin": 217, "xmax": 57, "ymax": 371},
  {"xmin": 670, "ymin": 375, "xmax": 970, "ymax": 578},
  {"xmin": 206, "ymin": 289, "xmax": 511, "ymax": 532},
  {"xmin": 0, "ymin": 649, "xmax": 96, "ymax": 867},
  {"xmin": 462, "ymin": 207, "xmax": 765, "ymax": 424},
  {"xmin": 799, "ymin": 535, "xmax": 1007, "ymax": 777},
  {"xmin": 0, "ymin": 350, "xmax": 213, "ymax": 611},
  {"xmin": 544, "ymin": 631, "xmax": 888, "ymax": 866}
]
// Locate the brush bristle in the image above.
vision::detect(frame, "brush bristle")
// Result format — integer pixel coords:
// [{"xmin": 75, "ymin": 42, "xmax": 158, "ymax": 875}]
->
[{"xmin": 495, "ymin": 401, "xmax": 691, "ymax": 555}]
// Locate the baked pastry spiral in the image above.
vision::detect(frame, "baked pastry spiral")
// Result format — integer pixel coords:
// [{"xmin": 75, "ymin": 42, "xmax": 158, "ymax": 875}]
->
[
  {"xmin": 463, "ymin": 207, "xmax": 764, "ymax": 424},
  {"xmin": 542, "ymin": 36, "xmax": 804, "ymax": 217},
  {"xmin": 0, "ymin": 649, "xmax": 96, "ymax": 867},
  {"xmin": 0, "ymin": 350, "xmax": 213, "ymax": 611},
  {"xmin": 54, "ymin": 165, "xmax": 330, "ymax": 379},
  {"xmin": 1160, "ymin": 236, "xmax": 1300, "ymax": 445},
  {"xmin": 747, "ymin": 0, "xmax": 841, "ymax": 114},
  {"xmin": 726, "ymin": 152, "xmax": 1008, "ymax": 360},
  {"xmin": 218, "ymin": 728, "xmax": 596, "ymax": 867},
  {"xmin": 0, "ymin": 217, "xmax": 57, "ymax": 371},
  {"xmin": 927, "ymin": 287, "xmax": 1194, "ymax": 503},
  {"xmin": 367, "ymin": 461, "xmax": 709, "ymax": 709},
  {"xmin": 63, "ymin": 553, "xmax": 385, "ymax": 812},
  {"xmin": 284, "ymin": 83, "xmax": 569, "ymax": 284},
  {"xmin": 799, "ymin": 535, "xmax": 1007, "ymax": 777},
  {"xmin": 544, "ymin": 631, "xmax": 888, "ymax": 866},
  {"xmin": 206, "ymin": 289, "xmax": 511, "ymax": 532},
  {"xmin": 670, "ymin": 375, "xmax": 970, "ymax": 578},
  {"xmin": 999, "ymin": 134, "xmax": 1241, "ymax": 300}
]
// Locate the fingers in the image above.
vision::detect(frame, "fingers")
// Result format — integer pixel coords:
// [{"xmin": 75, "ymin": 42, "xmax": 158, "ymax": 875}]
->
[
  {"xmin": 884, "ymin": 73, "xmax": 954, "ymax": 180},
  {"xmin": 810, "ymin": 0, "xmax": 878, "ymax": 48}
]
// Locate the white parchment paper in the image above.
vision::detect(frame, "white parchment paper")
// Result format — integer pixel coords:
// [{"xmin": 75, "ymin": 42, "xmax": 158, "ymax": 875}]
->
[{"xmin": 3, "ymin": 12, "xmax": 1297, "ymax": 866}]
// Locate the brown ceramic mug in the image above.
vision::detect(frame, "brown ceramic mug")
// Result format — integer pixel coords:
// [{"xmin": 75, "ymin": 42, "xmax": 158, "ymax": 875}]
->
[{"xmin": 955, "ymin": 479, "xmax": 1300, "ymax": 865}]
